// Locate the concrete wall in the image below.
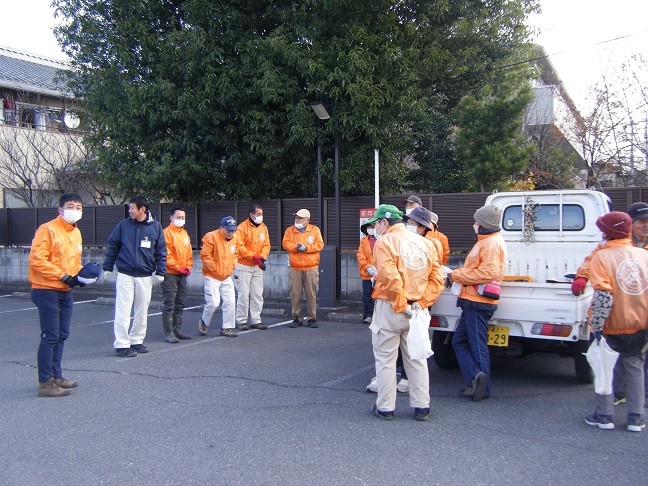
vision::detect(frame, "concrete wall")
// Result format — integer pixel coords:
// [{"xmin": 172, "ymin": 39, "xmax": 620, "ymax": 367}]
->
[{"xmin": 0, "ymin": 248, "xmax": 366, "ymax": 300}]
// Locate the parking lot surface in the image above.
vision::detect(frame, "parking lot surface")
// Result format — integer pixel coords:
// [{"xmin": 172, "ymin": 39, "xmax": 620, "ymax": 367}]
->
[{"xmin": 0, "ymin": 286, "xmax": 644, "ymax": 485}]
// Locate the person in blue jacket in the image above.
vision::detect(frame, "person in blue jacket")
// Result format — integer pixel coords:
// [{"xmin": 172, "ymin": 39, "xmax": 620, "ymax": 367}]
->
[{"xmin": 102, "ymin": 196, "xmax": 167, "ymax": 357}]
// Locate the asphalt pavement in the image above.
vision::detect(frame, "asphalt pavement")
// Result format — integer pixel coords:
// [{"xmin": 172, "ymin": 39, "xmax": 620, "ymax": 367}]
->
[{"xmin": 0, "ymin": 286, "xmax": 644, "ymax": 485}]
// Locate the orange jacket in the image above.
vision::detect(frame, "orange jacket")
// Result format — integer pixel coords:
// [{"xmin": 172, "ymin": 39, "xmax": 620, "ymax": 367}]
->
[
  {"xmin": 29, "ymin": 215, "xmax": 82, "ymax": 291},
  {"xmin": 428, "ymin": 229, "xmax": 450, "ymax": 265},
  {"xmin": 356, "ymin": 235, "xmax": 377, "ymax": 280},
  {"xmin": 425, "ymin": 232, "xmax": 444, "ymax": 266},
  {"xmin": 236, "ymin": 218, "xmax": 271, "ymax": 266},
  {"xmin": 371, "ymin": 224, "xmax": 444, "ymax": 313},
  {"xmin": 282, "ymin": 224, "xmax": 324, "ymax": 270},
  {"xmin": 200, "ymin": 229, "xmax": 240, "ymax": 280},
  {"xmin": 452, "ymin": 232, "xmax": 507, "ymax": 304},
  {"xmin": 588, "ymin": 238, "xmax": 648, "ymax": 335},
  {"xmin": 164, "ymin": 223, "xmax": 194, "ymax": 274},
  {"xmin": 577, "ymin": 240, "xmax": 648, "ymax": 280}
]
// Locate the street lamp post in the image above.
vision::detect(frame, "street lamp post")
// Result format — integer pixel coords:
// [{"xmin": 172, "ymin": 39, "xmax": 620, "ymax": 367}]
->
[{"xmin": 310, "ymin": 101, "xmax": 341, "ymax": 302}]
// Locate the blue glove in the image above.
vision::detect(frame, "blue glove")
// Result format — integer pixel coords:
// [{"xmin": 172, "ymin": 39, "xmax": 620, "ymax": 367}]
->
[{"xmin": 593, "ymin": 330, "xmax": 602, "ymax": 343}]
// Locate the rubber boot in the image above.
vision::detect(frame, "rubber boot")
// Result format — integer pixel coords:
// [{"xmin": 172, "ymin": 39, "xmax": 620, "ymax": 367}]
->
[
  {"xmin": 163, "ymin": 315, "xmax": 179, "ymax": 343},
  {"xmin": 173, "ymin": 315, "xmax": 192, "ymax": 340}
]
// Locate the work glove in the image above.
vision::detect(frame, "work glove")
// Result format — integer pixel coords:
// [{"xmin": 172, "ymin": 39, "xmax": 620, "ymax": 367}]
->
[
  {"xmin": 77, "ymin": 276, "xmax": 98, "ymax": 285},
  {"xmin": 154, "ymin": 274, "xmax": 165, "ymax": 284},
  {"xmin": 445, "ymin": 274, "xmax": 453, "ymax": 288},
  {"xmin": 571, "ymin": 277, "xmax": 588, "ymax": 296},
  {"xmin": 593, "ymin": 330, "xmax": 602, "ymax": 343},
  {"xmin": 404, "ymin": 304, "xmax": 413, "ymax": 317},
  {"xmin": 367, "ymin": 265, "xmax": 377, "ymax": 277},
  {"xmin": 411, "ymin": 302, "xmax": 423, "ymax": 311},
  {"xmin": 103, "ymin": 271, "xmax": 112, "ymax": 280},
  {"xmin": 179, "ymin": 267, "xmax": 191, "ymax": 276},
  {"xmin": 252, "ymin": 255, "xmax": 266, "ymax": 271},
  {"xmin": 61, "ymin": 274, "xmax": 85, "ymax": 288},
  {"xmin": 296, "ymin": 243, "xmax": 306, "ymax": 253}
]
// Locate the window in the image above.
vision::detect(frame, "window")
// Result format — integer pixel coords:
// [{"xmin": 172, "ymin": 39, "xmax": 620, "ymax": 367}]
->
[{"xmin": 502, "ymin": 204, "xmax": 585, "ymax": 231}]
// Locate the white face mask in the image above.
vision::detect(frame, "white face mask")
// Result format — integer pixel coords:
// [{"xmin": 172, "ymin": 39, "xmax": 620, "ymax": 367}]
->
[
  {"xmin": 367, "ymin": 228, "xmax": 375, "ymax": 236},
  {"xmin": 375, "ymin": 220, "xmax": 386, "ymax": 239},
  {"xmin": 62, "ymin": 209, "xmax": 82, "ymax": 224},
  {"xmin": 407, "ymin": 224, "xmax": 419, "ymax": 234},
  {"xmin": 173, "ymin": 219, "xmax": 185, "ymax": 228},
  {"xmin": 405, "ymin": 208, "xmax": 414, "ymax": 215},
  {"xmin": 473, "ymin": 222, "xmax": 480, "ymax": 234},
  {"xmin": 295, "ymin": 222, "xmax": 304, "ymax": 230},
  {"xmin": 253, "ymin": 216, "xmax": 263, "ymax": 225}
]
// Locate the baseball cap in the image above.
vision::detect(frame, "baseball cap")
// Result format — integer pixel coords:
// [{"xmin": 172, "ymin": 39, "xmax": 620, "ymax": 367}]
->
[
  {"xmin": 78, "ymin": 262, "xmax": 102, "ymax": 279},
  {"xmin": 294, "ymin": 209, "xmax": 310, "ymax": 218},
  {"xmin": 403, "ymin": 195, "xmax": 422, "ymax": 206},
  {"xmin": 627, "ymin": 202, "xmax": 648, "ymax": 221},
  {"xmin": 220, "ymin": 216, "xmax": 237, "ymax": 230},
  {"xmin": 365, "ymin": 204, "xmax": 403, "ymax": 224}
]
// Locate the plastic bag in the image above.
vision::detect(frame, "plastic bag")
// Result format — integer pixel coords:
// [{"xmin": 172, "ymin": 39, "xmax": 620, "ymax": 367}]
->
[
  {"xmin": 585, "ymin": 336, "xmax": 619, "ymax": 395},
  {"xmin": 407, "ymin": 308, "xmax": 433, "ymax": 360}
]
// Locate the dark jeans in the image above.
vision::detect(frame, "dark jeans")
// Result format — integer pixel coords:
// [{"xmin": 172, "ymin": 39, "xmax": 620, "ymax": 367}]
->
[
  {"xmin": 452, "ymin": 298, "xmax": 497, "ymax": 397},
  {"xmin": 362, "ymin": 280, "xmax": 374, "ymax": 319},
  {"xmin": 31, "ymin": 288, "xmax": 74, "ymax": 383},
  {"xmin": 162, "ymin": 273, "xmax": 187, "ymax": 318}
]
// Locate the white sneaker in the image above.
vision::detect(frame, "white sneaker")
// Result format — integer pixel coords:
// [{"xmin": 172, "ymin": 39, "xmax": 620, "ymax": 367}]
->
[
  {"xmin": 366, "ymin": 376, "xmax": 378, "ymax": 393},
  {"xmin": 397, "ymin": 378, "xmax": 409, "ymax": 393}
]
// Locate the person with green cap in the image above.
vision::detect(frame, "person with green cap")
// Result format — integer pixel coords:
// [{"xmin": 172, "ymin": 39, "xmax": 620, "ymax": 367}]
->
[{"xmin": 367, "ymin": 204, "xmax": 444, "ymax": 421}]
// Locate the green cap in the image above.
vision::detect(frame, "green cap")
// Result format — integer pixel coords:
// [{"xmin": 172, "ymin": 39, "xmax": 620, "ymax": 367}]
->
[{"xmin": 365, "ymin": 204, "xmax": 403, "ymax": 224}]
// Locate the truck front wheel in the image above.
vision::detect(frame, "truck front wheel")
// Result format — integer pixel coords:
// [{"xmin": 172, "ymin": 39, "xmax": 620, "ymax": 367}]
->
[{"xmin": 431, "ymin": 331, "xmax": 459, "ymax": 369}]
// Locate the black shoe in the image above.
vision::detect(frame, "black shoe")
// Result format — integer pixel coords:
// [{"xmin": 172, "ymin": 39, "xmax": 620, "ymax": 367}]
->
[
  {"xmin": 130, "ymin": 344, "xmax": 149, "ymax": 353},
  {"xmin": 251, "ymin": 323, "xmax": 267, "ymax": 330},
  {"xmin": 115, "ymin": 348, "xmax": 137, "ymax": 357},
  {"xmin": 307, "ymin": 319, "xmax": 318, "ymax": 328},
  {"xmin": 471, "ymin": 372, "xmax": 487, "ymax": 401},
  {"xmin": 372, "ymin": 404, "xmax": 394, "ymax": 420},
  {"xmin": 290, "ymin": 318, "xmax": 302, "ymax": 328},
  {"xmin": 414, "ymin": 407, "xmax": 431, "ymax": 421}
]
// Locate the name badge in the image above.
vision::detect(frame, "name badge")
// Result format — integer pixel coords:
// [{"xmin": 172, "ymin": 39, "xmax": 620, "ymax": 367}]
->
[{"xmin": 141, "ymin": 240, "xmax": 151, "ymax": 248}]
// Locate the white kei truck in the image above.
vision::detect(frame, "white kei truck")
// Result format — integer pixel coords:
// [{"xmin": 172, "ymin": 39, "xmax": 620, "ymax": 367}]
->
[{"xmin": 429, "ymin": 189, "xmax": 612, "ymax": 383}]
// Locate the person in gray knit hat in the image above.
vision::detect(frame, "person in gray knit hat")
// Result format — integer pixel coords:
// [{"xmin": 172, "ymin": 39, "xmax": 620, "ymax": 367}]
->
[{"xmin": 447, "ymin": 204, "xmax": 507, "ymax": 401}]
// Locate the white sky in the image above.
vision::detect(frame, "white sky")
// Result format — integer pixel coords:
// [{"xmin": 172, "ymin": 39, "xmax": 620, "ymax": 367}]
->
[{"xmin": 1, "ymin": 0, "xmax": 647, "ymax": 114}]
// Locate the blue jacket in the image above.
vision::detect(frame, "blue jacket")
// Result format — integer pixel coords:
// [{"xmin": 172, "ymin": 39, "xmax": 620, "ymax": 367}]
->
[{"xmin": 102, "ymin": 211, "xmax": 167, "ymax": 277}]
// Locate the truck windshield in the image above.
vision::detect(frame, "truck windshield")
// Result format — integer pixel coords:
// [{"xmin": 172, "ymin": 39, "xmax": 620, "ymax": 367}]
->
[{"xmin": 502, "ymin": 204, "xmax": 585, "ymax": 231}]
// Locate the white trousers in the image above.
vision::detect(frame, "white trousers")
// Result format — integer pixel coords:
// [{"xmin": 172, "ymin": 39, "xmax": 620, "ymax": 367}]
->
[
  {"xmin": 234, "ymin": 263, "xmax": 264, "ymax": 325},
  {"xmin": 371, "ymin": 299, "xmax": 430, "ymax": 412},
  {"xmin": 201, "ymin": 275, "xmax": 235, "ymax": 329},
  {"xmin": 113, "ymin": 273, "xmax": 153, "ymax": 349}
]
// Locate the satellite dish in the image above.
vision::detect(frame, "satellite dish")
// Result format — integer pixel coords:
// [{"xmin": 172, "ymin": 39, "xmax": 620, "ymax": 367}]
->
[{"xmin": 63, "ymin": 112, "xmax": 80, "ymax": 129}]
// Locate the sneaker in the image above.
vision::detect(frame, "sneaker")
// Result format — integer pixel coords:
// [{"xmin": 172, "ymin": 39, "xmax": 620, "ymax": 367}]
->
[
  {"xmin": 585, "ymin": 412, "xmax": 615, "ymax": 430},
  {"xmin": 372, "ymin": 404, "xmax": 394, "ymax": 420},
  {"xmin": 220, "ymin": 328, "xmax": 238, "ymax": 337},
  {"xmin": 460, "ymin": 382, "xmax": 474, "ymax": 397},
  {"xmin": 37, "ymin": 378, "xmax": 71, "ymax": 397},
  {"xmin": 307, "ymin": 319, "xmax": 318, "ymax": 328},
  {"xmin": 614, "ymin": 393, "xmax": 626, "ymax": 405},
  {"xmin": 238, "ymin": 322, "xmax": 250, "ymax": 331},
  {"xmin": 54, "ymin": 377, "xmax": 78, "ymax": 389},
  {"xmin": 366, "ymin": 376, "xmax": 378, "ymax": 393},
  {"xmin": 251, "ymin": 323, "xmax": 267, "ymax": 330},
  {"xmin": 627, "ymin": 415, "xmax": 646, "ymax": 432},
  {"xmin": 290, "ymin": 318, "xmax": 302, "ymax": 328},
  {"xmin": 130, "ymin": 344, "xmax": 149, "ymax": 353},
  {"xmin": 414, "ymin": 407, "xmax": 431, "ymax": 421},
  {"xmin": 397, "ymin": 378, "xmax": 409, "ymax": 393},
  {"xmin": 363, "ymin": 316, "xmax": 372, "ymax": 324},
  {"xmin": 198, "ymin": 318, "xmax": 208, "ymax": 335},
  {"xmin": 471, "ymin": 372, "xmax": 487, "ymax": 402},
  {"xmin": 115, "ymin": 347, "xmax": 137, "ymax": 357}
]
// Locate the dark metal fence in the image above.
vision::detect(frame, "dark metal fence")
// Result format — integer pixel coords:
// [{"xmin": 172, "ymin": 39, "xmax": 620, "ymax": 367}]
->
[{"xmin": 1, "ymin": 188, "xmax": 646, "ymax": 253}]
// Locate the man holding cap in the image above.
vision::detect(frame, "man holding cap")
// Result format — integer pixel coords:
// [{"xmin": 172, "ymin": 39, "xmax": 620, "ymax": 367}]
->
[
  {"xmin": 282, "ymin": 209, "xmax": 324, "ymax": 328},
  {"xmin": 198, "ymin": 216, "xmax": 241, "ymax": 337},
  {"xmin": 448, "ymin": 204, "xmax": 507, "ymax": 402},
  {"xmin": 29, "ymin": 193, "xmax": 98, "ymax": 397}
]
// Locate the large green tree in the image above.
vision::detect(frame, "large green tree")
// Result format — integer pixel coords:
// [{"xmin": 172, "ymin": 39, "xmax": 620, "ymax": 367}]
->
[{"xmin": 54, "ymin": 0, "xmax": 538, "ymax": 202}]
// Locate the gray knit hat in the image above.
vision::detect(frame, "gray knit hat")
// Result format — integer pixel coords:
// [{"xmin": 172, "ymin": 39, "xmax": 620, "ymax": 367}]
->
[{"xmin": 474, "ymin": 205, "xmax": 502, "ymax": 230}]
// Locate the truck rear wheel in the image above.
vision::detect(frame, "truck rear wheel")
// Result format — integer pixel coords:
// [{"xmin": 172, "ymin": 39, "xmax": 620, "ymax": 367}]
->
[
  {"xmin": 431, "ymin": 331, "xmax": 458, "ymax": 369},
  {"xmin": 574, "ymin": 340, "xmax": 594, "ymax": 384}
]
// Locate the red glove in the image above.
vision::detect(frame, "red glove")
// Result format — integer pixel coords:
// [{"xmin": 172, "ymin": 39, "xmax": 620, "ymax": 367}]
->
[
  {"xmin": 179, "ymin": 267, "xmax": 191, "ymax": 276},
  {"xmin": 252, "ymin": 256, "xmax": 266, "ymax": 271},
  {"xmin": 571, "ymin": 277, "xmax": 587, "ymax": 296}
]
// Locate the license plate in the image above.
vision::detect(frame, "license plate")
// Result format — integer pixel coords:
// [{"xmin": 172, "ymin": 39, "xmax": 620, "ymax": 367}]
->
[{"xmin": 488, "ymin": 325, "xmax": 509, "ymax": 347}]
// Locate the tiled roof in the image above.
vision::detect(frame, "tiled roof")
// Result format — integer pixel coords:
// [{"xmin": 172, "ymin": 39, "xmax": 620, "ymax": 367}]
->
[{"xmin": 0, "ymin": 45, "xmax": 71, "ymax": 96}]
